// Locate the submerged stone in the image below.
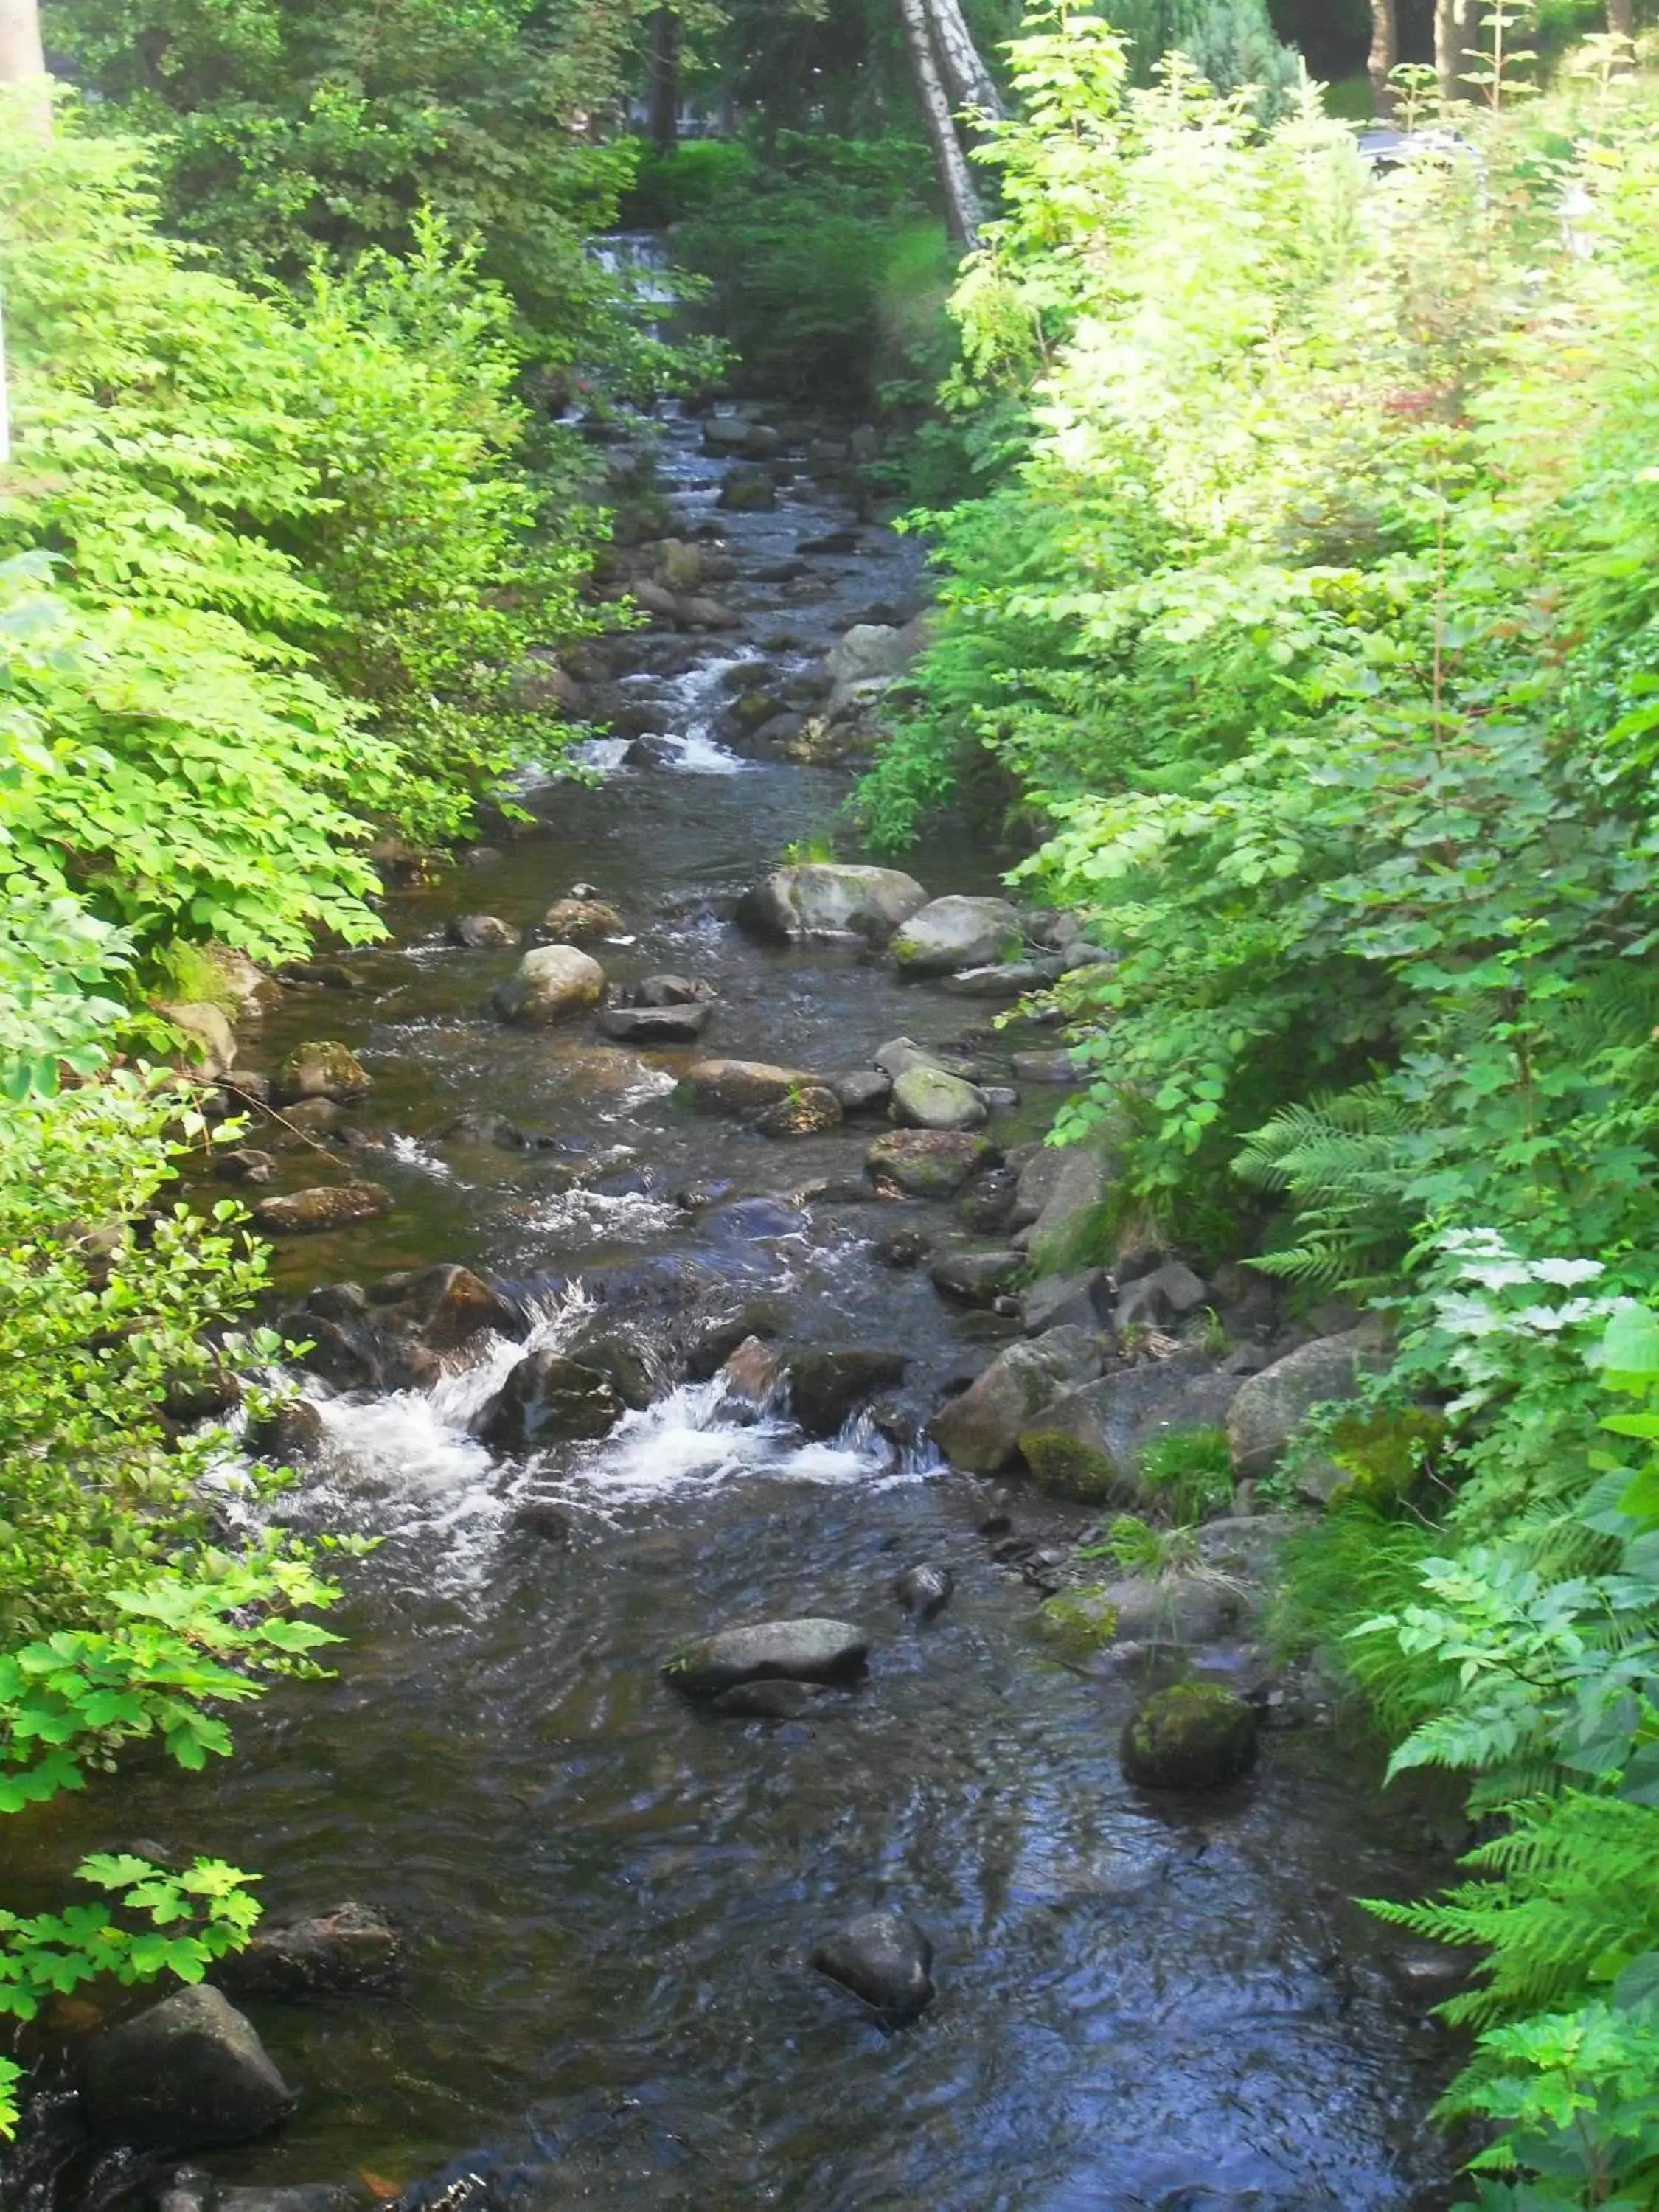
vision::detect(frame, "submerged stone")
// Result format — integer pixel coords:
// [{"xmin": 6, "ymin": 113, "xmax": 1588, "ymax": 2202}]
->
[{"xmin": 811, "ymin": 1910, "xmax": 935, "ymax": 2020}]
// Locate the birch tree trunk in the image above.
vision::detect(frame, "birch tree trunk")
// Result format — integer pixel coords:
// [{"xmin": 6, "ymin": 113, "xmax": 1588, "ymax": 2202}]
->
[
  {"xmin": 923, "ymin": 0, "xmax": 1004, "ymax": 119},
  {"xmin": 1368, "ymin": 0, "xmax": 1398, "ymax": 118},
  {"xmin": 1436, "ymin": 0, "xmax": 1478, "ymax": 103},
  {"xmin": 898, "ymin": 0, "xmax": 983, "ymax": 250}
]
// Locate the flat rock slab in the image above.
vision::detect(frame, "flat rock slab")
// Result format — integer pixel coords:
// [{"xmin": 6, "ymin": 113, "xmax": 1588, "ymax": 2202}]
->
[
  {"xmin": 667, "ymin": 1618, "xmax": 871, "ymax": 1698},
  {"xmin": 685, "ymin": 1058, "xmax": 816, "ymax": 1115}
]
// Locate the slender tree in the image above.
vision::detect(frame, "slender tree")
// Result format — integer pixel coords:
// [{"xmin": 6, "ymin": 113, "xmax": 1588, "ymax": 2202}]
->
[
  {"xmin": 1368, "ymin": 0, "xmax": 1399, "ymax": 116},
  {"xmin": 1436, "ymin": 0, "xmax": 1478, "ymax": 100},
  {"xmin": 897, "ymin": 0, "xmax": 984, "ymax": 247},
  {"xmin": 1607, "ymin": 0, "xmax": 1635, "ymax": 39},
  {"xmin": 648, "ymin": 6, "xmax": 679, "ymax": 152}
]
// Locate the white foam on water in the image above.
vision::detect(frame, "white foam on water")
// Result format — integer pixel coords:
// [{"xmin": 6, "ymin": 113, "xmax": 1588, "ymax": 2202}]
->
[
  {"xmin": 525, "ymin": 1186, "xmax": 683, "ymax": 1242},
  {"xmin": 386, "ymin": 1134, "xmax": 459, "ymax": 1182},
  {"xmin": 662, "ymin": 731, "xmax": 748, "ymax": 776}
]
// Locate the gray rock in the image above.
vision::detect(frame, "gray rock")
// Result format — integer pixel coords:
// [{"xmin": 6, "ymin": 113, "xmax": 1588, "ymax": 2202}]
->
[
  {"xmin": 214, "ymin": 1148, "xmax": 276, "ymax": 1186},
  {"xmin": 216, "ymin": 1902, "xmax": 398, "ymax": 2000},
  {"xmin": 562, "ymin": 1316, "xmax": 658, "ymax": 1410},
  {"xmin": 80, "ymin": 1985, "xmax": 293, "ymax": 2148},
  {"xmin": 873, "ymin": 1035, "xmax": 947, "ymax": 1079},
  {"xmin": 1226, "ymin": 1326, "xmax": 1390, "ymax": 1486},
  {"xmin": 941, "ymin": 962, "xmax": 1048, "ymax": 999},
  {"xmin": 894, "ymin": 1563, "xmax": 954, "ymax": 1620},
  {"xmin": 930, "ymin": 1326, "xmax": 1104, "ymax": 1473},
  {"xmin": 1120, "ymin": 1683, "xmax": 1259, "ymax": 1790},
  {"xmin": 1042, "ymin": 1575, "xmax": 1242, "ymax": 1652},
  {"xmin": 822, "ymin": 622, "xmax": 919, "ymax": 689},
  {"xmin": 718, "ymin": 1335, "xmax": 790, "ymax": 1414},
  {"xmin": 493, "ymin": 945, "xmax": 605, "ymax": 1026},
  {"xmin": 599, "ymin": 1001, "xmax": 714, "ymax": 1043},
  {"xmin": 736, "ymin": 863, "xmax": 928, "ymax": 946},
  {"xmin": 1020, "ymin": 1357, "xmax": 1243, "ymax": 1503},
  {"xmin": 1010, "ymin": 1049, "xmax": 1082, "ymax": 1085},
  {"xmin": 252, "ymin": 1183, "xmax": 391, "ymax": 1237},
  {"xmin": 891, "ymin": 896, "xmax": 1022, "ymax": 977},
  {"xmin": 1115, "ymin": 1260, "xmax": 1210, "ymax": 1333},
  {"xmin": 811, "ymin": 1910, "xmax": 934, "ymax": 2019},
  {"xmin": 634, "ymin": 973, "xmax": 716, "ymax": 1006},
  {"xmin": 159, "ymin": 1001, "xmax": 239, "ymax": 1080},
  {"xmin": 1023, "ymin": 1269, "xmax": 1113, "ymax": 1335},
  {"xmin": 447, "ymin": 914, "xmax": 514, "ymax": 949},
  {"xmin": 1026, "ymin": 1136, "xmax": 1119, "ymax": 1275},
  {"xmin": 243, "ymin": 1398, "xmax": 326, "ymax": 1465},
  {"xmin": 685, "ymin": 1058, "xmax": 816, "ymax": 1115},
  {"xmin": 367, "ymin": 1262, "xmax": 521, "ymax": 1353},
  {"xmin": 873, "ymin": 1226, "xmax": 931, "ymax": 1268},
  {"xmin": 929, "ymin": 1249, "xmax": 1023, "ymax": 1307},
  {"xmin": 890, "ymin": 1065, "xmax": 987, "ymax": 1133},
  {"xmin": 828, "ymin": 1068, "xmax": 892, "ymax": 1116},
  {"xmin": 474, "ymin": 1350, "xmax": 624, "ymax": 1449},
  {"xmin": 791, "ymin": 1349, "xmax": 908, "ymax": 1436},
  {"xmin": 866, "ymin": 1130, "xmax": 997, "ymax": 1200},
  {"xmin": 684, "ymin": 1301, "xmax": 787, "ymax": 1380},
  {"xmin": 668, "ymin": 1618, "xmax": 870, "ymax": 1697}
]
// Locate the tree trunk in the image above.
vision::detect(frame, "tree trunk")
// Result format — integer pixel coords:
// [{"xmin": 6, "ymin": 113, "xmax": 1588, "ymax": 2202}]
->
[
  {"xmin": 1607, "ymin": 0, "xmax": 1635, "ymax": 42},
  {"xmin": 648, "ymin": 7, "xmax": 678, "ymax": 155},
  {"xmin": 1368, "ymin": 0, "xmax": 1399, "ymax": 117},
  {"xmin": 898, "ymin": 0, "xmax": 983, "ymax": 250},
  {"xmin": 922, "ymin": 0, "xmax": 1004, "ymax": 119},
  {"xmin": 1436, "ymin": 0, "xmax": 1478, "ymax": 102},
  {"xmin": 0, "ymin": 0, "xmax": 48, "ymax": 139}
]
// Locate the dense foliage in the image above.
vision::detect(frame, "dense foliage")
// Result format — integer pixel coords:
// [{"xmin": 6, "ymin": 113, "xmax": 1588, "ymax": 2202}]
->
[
  {"xmin": 1, "ymin": 114, "xmax": 611, "ymax": 965},
  {"xmin": 860, "ymin": 8, "xmax": 1659, "ymax": 2199}
]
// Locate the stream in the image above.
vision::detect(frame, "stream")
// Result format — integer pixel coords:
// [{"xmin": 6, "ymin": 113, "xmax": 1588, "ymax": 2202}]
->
[{"xmin": 7, "ymin": 400, "xmax": 1462, "ymax": 2212}]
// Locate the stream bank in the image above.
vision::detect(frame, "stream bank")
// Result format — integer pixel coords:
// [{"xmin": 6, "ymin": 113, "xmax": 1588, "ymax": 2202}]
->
[{"xmin": 9, "ymin": 400, "xmax": 1464, "ymax": 2212}]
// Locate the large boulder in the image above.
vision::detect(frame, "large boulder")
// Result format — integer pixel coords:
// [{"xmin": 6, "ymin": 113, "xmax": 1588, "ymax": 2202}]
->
[
  {"xmin": 1119, "ymin": 1683, "xmax": 1259, "ymax": 1790},
  {"xmin": 930, "ymin": 1325, "xmax": 1103, "ymax": 1473},
  {"xmin": 493, "ymin": 945, "xmax": 605, "ymax": 1026},
  {"xmin": 473, "ymin": 1349, "xmax": 624, "ymax": 1449},
  {"xmin": 791, "ymin": 1349, "xmax": 908, "ymax": 1437},
  {"xmin": 216, "ymin": 1902, "xmax": 400, "ymax": 1999},
  {"xmin": 1041, "ymin": 1575, "xmax": 1242, "ymax": 1654},
  {"xmin": 272, "ymin": 1040, "xmax": 370, "ymax": 1105},
  {"xmin": 866, "ymin": 1130, "xmax": 997, "ymax": 1199},
  {"xmin": 1023, "ymin": 1269, "xmax": 1113, "ymax": 1336},
  {"xmin": 1226, "ymin": 1327, "xmax": 1389, "ymax": 1488},
  {"xmin": 366, "ymin": 1262, "xmax": 521, "ymax": 1354},
  {"xmin": 1020, "ymin": 1357, "xmax": 1242, "ymax": 1503},
  {"xmin": 1024, "ymin": 1136, "xmax": 1119, "ymax": 1274},
  {"xmin": 159, "ymin": 1002, "xmax": 238, "ymax": 1080},
  {"xmin": 80, "ymin": 1985, "xmax": 294, "ymax": 2147},
  {"xmin": 667, "ymin": 1618, "xmax": 870, "ymax": 1697},
  {"xmin": 890, "ymin": 1065, "xmax": 987, "ymax": 1133},
  {"xmin": 735, "ymin": 864, "xmax": 928, "ymax": 947},
  {"xmin": 685, "ymin": 1058, "xmax": 816, "ymax": 1115},
  {"xmin": 890, "ymin": 896, "xmax": 1022, "ymax": 977},
  {"xmin": 822, "ymin": 623, "xmax": 919, "ymax": 689},
  {"xmin": 811, "ymin": 1911, "xmax": 935, "ymax": 2020},
  {"xmin": 253, "ymin": 1183, "xmax": 391, "ymax": 1237}
]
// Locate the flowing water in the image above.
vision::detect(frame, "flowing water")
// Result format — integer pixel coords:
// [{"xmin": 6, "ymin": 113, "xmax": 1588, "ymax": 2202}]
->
[{"xmin": 5, "ymin": 403, "xmax": 1464, "ymax": 2212}]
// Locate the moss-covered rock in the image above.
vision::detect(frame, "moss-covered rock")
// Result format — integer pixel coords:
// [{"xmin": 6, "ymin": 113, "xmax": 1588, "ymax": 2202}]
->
[
  {"xmin": 1323, "ymin": 1406, "xmax": 1444, "ymax": 1508},
  {"xmin": 273, "ymin": 1039, "xmax": 371, "ymax": 1104},
  {"xmin": 1119, "ymin": 1682, "xmax": 1259, "ymax": 1790},
  {"xmin": 1020, "ymin": 1425, "xmax": 1121, "ymax": 1501},
  {"xmin": 1039, "ymin": 1585, "xmax": 1120, "ymax": 1653}
]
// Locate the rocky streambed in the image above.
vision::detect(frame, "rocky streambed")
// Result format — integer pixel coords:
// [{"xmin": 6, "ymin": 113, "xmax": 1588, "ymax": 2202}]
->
[{"xmin": 7, "ymin": 403, "xmax": 1466, "ymax": 2212}]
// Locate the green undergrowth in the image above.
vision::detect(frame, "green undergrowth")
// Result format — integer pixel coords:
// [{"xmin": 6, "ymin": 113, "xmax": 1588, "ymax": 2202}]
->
[{"xmin": 858, "ymin": 5, "xmax": 1659, "ymax": 2198}]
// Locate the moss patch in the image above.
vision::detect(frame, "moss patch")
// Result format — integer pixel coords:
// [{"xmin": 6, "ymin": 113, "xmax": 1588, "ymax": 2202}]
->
[
  {"xmin": 1020, "ymin": 1427, "xmax": 1121, "ymax": 1502},
  {"xmin": 1119, "ymin": 1680, "xmax": 1259, "ymax": 1790},
  {"xmin": 1038, "ymin": 1585, "xmax": 1120, "ymax": 1653}
]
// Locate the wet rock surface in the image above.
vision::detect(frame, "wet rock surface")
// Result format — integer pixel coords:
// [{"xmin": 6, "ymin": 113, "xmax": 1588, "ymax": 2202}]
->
[
  {"xmin": 80, "ymin": 1986, "xmax": 294, "ymax": 2147},
  {"xmin": 810, "ymin": 1910, "xmax": 936, "ymax": 2020},
  {"xmin": 667, "ymin": 1618, "xmax": 872, "ymax": 1697}
]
